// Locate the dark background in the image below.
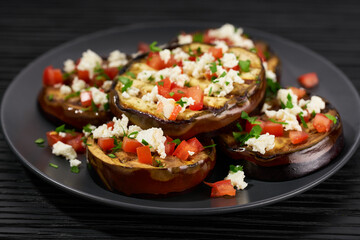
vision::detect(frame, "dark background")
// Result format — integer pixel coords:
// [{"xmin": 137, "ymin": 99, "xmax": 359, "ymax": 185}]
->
[{"xmin": 1, "ymin": 0, "xmax": 360, "ymax": 239}]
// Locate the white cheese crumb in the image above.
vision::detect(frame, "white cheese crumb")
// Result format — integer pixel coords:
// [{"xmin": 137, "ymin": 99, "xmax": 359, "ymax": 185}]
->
[
  {"xmin": 52, "ymin": 141, "xmax": 77, "ymax": 160},
  {"xmin": 178, "ymin": 34, "xmax": 193, "ymax": 44},
  {"xmin": 157, "ymin": 95, "xmax": 176, "ymax": 119},
  {"xmin": 304, "ymin": 96, "xmax": 326, "ymax": 114},
  {"xmin": 172, "ymin": 47, "xmax": 189, "ymax": 62},
  {"xmin": 188, "ymin": 151, "xmax": 195, "ymax": 156},
  {"xmin": 225, "ymin": 170, "xmax": 248, "ymax": 190},
  {"xmin": 89, "ymin": 87, "xmax": 108, "ymax": 106},
  {"xmin": 63, "ymin": 59, "xmax": 75, "ymax": 73},
  {"xmin": 60, "ymin": 85, "xmax": 72, "ymax": 95},
  {"xmin": 261, "ymin": 102, "xmax": 272, "ymax": 112},
  {"xmin": 179, "ymin": 97, "xmax": 195, "ymax": 113},
  {"xmin": 159, "ymin": 49, "xmax": 171, "ymax": 64},
  {"xmin": 58, "ymin": 132, "xmax": 66, "ymax": 138},
  {"xmin": 122, "ymin": 87, "xmax": 139, "ymax": 99},
  {"xmin": 108, "ymin": 50, "xmax": 128, "ymax": 68},
  {"xmin": 77, "ymin": 49, "xmax": 103, "ymax": 79},
  {"xmin": 101, "ymin": 80, "xmax": 113, "ymax": 92},
  {"xmin": 221, "ymin": 53, "xmax": 238, "ymax": 68},
  {"xmin": 92, "ymin": 115, "xmax": 129, "ymax": 138},
  {"xmin": 71, "ymin": 77, "xmax": 86, "ymax": 92},
  {"xmin": 83, "ymin": 124, "xmax": 96, "ymax": 137},
  {"xmin": 204, "ymin": 69, "xmax": 243, "ymax": 97},
  {"xmin": 213, "ymin": 40, "xmax": 229, "ymax": 53},
  {"xmin": 128, "ymin": 125, "xmax": 142, "ymax": 133},
  {"xmin": 137, "ymin": 70, "xmax": 157, "ymax": 82},
  {"xmin": 245, "ymin": 133, "xmax": 275, "ymax": 154},
  {"xmin": 191, "ymin": 53, "xmax": 215, "ymax": 78},
  {"xmin": 142, "ymin": 85, "xmax": 158, "ymax": 103},
  {"xmin": 69, "ymin": 159, "xmax": 82, "ymax": 167},
  {"xmin": 207, "ymin": 23, "xmax": 254, "ymax": 48},
  {"xmin": 265, "ymin": 109, "xmax": 302, "ymax": 131},
  {"xmin": 277, "ymin": 89, "xmax": 298, "ymax": 107},
  {"xmin": 154, "ymin": 66, "xmax": 189, "ymax": 87},
  {"xmin": 136, "ymin": 128, "xmax": 167, "ymax": 159},
  {"xmin": 263, "ymin": 62, "xmax": 276, "ymax": 82}
]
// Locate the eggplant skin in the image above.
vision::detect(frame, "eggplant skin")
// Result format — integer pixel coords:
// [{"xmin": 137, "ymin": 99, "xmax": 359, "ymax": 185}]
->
[
  {"xmin": 110, "ymin": 43, "xmax": 266, "ymax": 139},
  {"xmin": 86, "ymin": 138, "xmax": 216, "ymax": 195},
  {"xmin": 38, "ymin": 87, "xmax": 112, "ymax": 129},
  {"xmin": 218, "ymin": 105, "xmax": 345, "ymax": 181}
]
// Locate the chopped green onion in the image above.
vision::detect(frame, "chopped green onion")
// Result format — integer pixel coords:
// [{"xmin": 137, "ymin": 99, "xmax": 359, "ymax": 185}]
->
[
  {"xmin": 239, "ymin": 60, "xmax": 251, "ymax": 72},
  {"xmin": 149, "ymin": 41, "xmax": 161, "ymax": 52},
  {"xmin": 108, "ymin": 153, "xmax": 116, "ymax": 158},
  {"xmin": 169, "ymin": 92, "xmax": 175, "ymax": 97},
  {"xmin": 299, "ymin": 112, "xmax": 308, "ymax": 128},
  {"xmin": 49, "ymin": 163, "xmax": 58, "ymax": 168},
  {"xmin": 170, "ymin": 139, "xmax": 181, "ymax": 145},
  {"xmin": 126, "ymin": 72, "xmax": 136, "ymax": 78},
  {"xmin": 325, "ymin": 114, "xmax": 337, "ymax": 124},
  {"xmin": 229, "ymin": 164, "xmax": 243, "ymax": 173},
  {"xmin": 203, "ymin": 143, "xmax": 216, "ymax": 149},
  {"xmin": 269, "ymin": 118, "xmax": 288, "ymax": 125},
  {"xmin": 71, "ymin": 166, "xmax": 80, "ymax": 173}
]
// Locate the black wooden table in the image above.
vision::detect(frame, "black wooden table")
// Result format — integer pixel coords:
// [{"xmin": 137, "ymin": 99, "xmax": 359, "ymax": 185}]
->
[{"xmin": 1, "ymin": 0, "xmax": 360, "ymax": 239}]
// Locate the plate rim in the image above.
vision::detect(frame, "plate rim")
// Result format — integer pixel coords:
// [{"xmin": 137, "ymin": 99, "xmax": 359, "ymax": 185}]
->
[{"xmin": 2, "ymin": 21, "xmax": 360, "ymax": 215}]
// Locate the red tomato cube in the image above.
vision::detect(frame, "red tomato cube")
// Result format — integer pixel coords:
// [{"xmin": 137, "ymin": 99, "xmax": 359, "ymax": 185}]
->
[
  {"xmin": 137, "ymin": 146, "xmax": 153, "ymax": 164},
  {"xmin": 80, "ymin": 91, "xmax": 92, "ymax": 107},
  {"xmin": 289, "ymin": 131, "xmax": 309, "ymax": 144},
  {"xmin": 122, "ymin": 137, "xmax": 143, "ymax": 153},
  {"xmin": 97, "ymin": 137, "xmax": 115, "ymax": 152},
  {"xmin": 298, "ymin": 72, "xmax": 319, "ymax": 88},
  {"xmin": 313, "ymin": 113, "xmax": 332, "ymax": 133}
]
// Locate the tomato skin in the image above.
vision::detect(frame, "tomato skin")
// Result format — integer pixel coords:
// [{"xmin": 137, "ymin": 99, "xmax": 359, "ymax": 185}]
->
[
  {"xmin": 157, "ymin": 77, "xmax": 172, "ymax": 98},
  {"xmin": 204, "ymin": 180, "xmax": 236, "ymax": 197},
  {"xmin": 290, "ymin": 87, "xmax": 306, "ymax": 99},
  {"xmin": 46, "ymin": 131, "xmax": 85, "ymax": 153},
  {"xmin": 138, "ymin": 42, "xmax": 150, "ymax": 53},
  {"xmin": 313, "ymin": 113, "xmax": 332, "ymax": 133},
  {"xmin": 136, "ymin": 146, "xmax": 153, "ymax": 164},
  {"xmin": 186, "ymin": 86, "xmax": 204, "ymax": 111},
  {"xmin": 208, "ymin": 47, "xmax": 223, "ymax": 59},
  {"xmin": 77, "ymin": 70, "xmax": 90, "ymax": 83},
  {"xmin": 46, "ymin": 131, "xmax": 62, "ymax": 146},
  {"xmin": 164, "ymin": 136, "xmax": 176, "ymax": 156},
  {"xmin": 289, "ymin": 131, "xmax": 309, "ymax": 144},
  {"xmin": 298, "ymin": 72, "xmax": 319, "ymax": 88},
  {"xmin": 297, "ymin": 110, "xmax": 311, "ymax": 123},
  {"xmin": 104, "ymin": 67, "xmax": 118, "ymax": 80},
  {"xmin": 172, "ymin": 140, "xmax": 192, "ymax": 160},
  {"xmin": 168, "ymin": 104, "xmax": 182, "ymax": 121},
  {"xmin": 97, "ymin": 138, "xmax": 115, "ymax": 152},
  {"xmin": 147, "ymin": 52, "xmax": 177, "ymax": 70},
  {"xmin": 169, "ymin": 87, "xmax": 187, "ymax": 101},
  {"xmin": 80, "ymin": 91, "xmax": 92, "ymax": 107},
  {"xmin": 122, "ymin": 137, "xmax": 143, "ymax": 153},
  {"xmin": 245, "ymin": 119, "xmax": 265, "ymax": 133},
  {"xmin": 187, "ymin": 137, "xmax": 204, "ymax": 153},
  {"xmin": 67, "ymin": 134, "xmax": 85, "ymax": 153},
  {"xmin": 262, "ymin": 122, "xmax": 284, "ymax": 137},
  {"xmin": 43, "ymin": 66, "xmax": 63, "ymax": 86}
]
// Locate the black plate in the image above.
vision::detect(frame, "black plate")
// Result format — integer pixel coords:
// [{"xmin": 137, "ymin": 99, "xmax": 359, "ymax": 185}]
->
[{"xmin": 2, "ymin": 22, "xmax": 360, "ymax": 215}]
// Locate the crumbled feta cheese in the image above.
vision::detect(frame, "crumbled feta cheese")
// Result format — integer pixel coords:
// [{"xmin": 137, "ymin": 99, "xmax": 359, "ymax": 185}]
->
[
  {"xmin": 69, "ymin": 159, "xmax": 82, "ymax": 167},
  {"xmin": 137, "ymin": 70, "xmax": 157, "ymax": 82},
  {"xmin": 108, "ymin": 50, "xmax": 128, "ymax": 68},
  {"xmin": 122, "ymin": 91, "xmax": 130, "ymax": 99},
  {"xmin": 77, "ymin": 49, "xmax": 103, "ymax": 79},
  {"xmin": 128, "ymin": 125, "xmax": 142, "ymax": 133},
  {"xmin": 265, "ymin": 109, "xmax": 302, "ymax": 131},
  {"xmin": 159, "ymin": 49, "xmax": 171, "ymax": 64},
  {"xmin": 89, "ymin": 87, "xmax": 108, "ymax": 106},
  {"xmin": 58, "ymin": 132, "xmax": 66, "ymax": 138},
  {"xmin": 191, "ymin": 53, "xmax": 215, "ymax": 78},
  {"xmin": 277, "ymin": 89, "xmax": 298, "ymax": 107},
  {"xmin": 188, "ymin": 151, "xmax": 195, "ymax": 156},
  {"xmin": 225, "ymin": 170, "xmax": 248, "ymax": 190},
  {"xmin": 92, "ymin": 115, "xmax": 129, "ymax": 138},
  {"xmin": 63, "ymin": 59, "xmax": 75, "ymax": 73},
  {"xmin": 136, "ymin": 128, "xmax": 167, "ymax": 159},
  {"xmin": 122, "ymin": 87, "xmax": 139, "ymax": 99},
  {"xmin": 154, "ymin": 66, "xmax": 189, "ymax": 87},
  {"xmin": 263, "ymin": 62, "xmax": 276, "ymax": 82},
  {"xmin": 245, "ymin": 133, "xmax": 275, "ymax": 154},
  {"xmin": 172, "ymin": 47, "xmax": 189, "ymax": 62},
  {"xmin": 182, "ymin": 61, "xmax": 197, "ymax": 75},
  {"xmin": 213, "ymin": 40, "xmax": 229, "ymax": 53},
  {"xmin": 102, "ymin": 80, "xmax": 113, "ymax": 92},
  {"xmin": 157, "ymin": 95, "xmax": 176, "ymax": 119},
  {"xmin": 83, "ymin": 124, "xmax": 96, "ymax": 137},
  {"xmin": 71, "ymin": 77, "xmax": 86, "ymax": 92},
  {"xmin": 60, "ymin": 85, "xmax": 72, "ymax": 95},
  {"xmin": 204, "ymin": 69, "xmax": 244, "ymax": 97},
  {"xmin": 179, "ymin": 97, "xmax": 195, "ymax": 113},
  {"xmin": 52, "ymin": 141, "xmax": 77, "ymax": 160},
  {"xmin": 178, "ymin": 34, "xmax": 193, "ymax": 44},
  {"xmin": 221, "ymin": 53, "xmax": 238, "ymax": 68},
  {"xmin": 142, "ymin": 85, "xmax": 158, "ymax": 103},
  {"xmin": 208, "ymin": 23, "xmax": 254, "ymax": 48},
  {"xmin": 261, "ymin": 103, "xmax": 272, "ymax": 112},
  {"xmin": 303, "ymin": 96, "xmax": 325, "ymax": 114}
]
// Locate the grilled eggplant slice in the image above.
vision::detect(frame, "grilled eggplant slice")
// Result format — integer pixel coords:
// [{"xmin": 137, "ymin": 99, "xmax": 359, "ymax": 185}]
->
[
  {"xmin": 86, "ymin": 137, "xmax": 216, "ymax": 195},
  {"xmin": 219, "ymin": 93, "xmax": 344, "ymax": 181},
  {"xmin": 110, "ymin": 42, "xmax": 265, "ymax": 138}
]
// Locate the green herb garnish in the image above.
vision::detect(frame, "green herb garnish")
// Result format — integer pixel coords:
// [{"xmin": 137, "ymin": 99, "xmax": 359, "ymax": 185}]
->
[
  {"xmin": 108, "ymin": 153, "xmax": 116, "ymax": 158},
  {"xmin": 299, "ymin": 112, "xmax": 308, "ymax": 128},
  {"xmin": 249, "ymin": 48, "xmax": 257, "ymax": 53},
  {"xmin": 210, "ymin": 62, "xmax": 217, "ymax": 74},
  {"xmin": 203, "ymin": 144, "xmax": 216, "ymax": 149},
  {"xmin": 193, "ymin": 33, "xmax": 203, "ymax": 43},
  {"xmin": 325, "ymin": 114, "xmax": 337, "ymax": 124},
  {"xmin": 229, "ymin": 165, "xmax": 243, "ymax": 173},
  {"xmin": 169, "ymin": 92, "xmax": 175, "ymax": 97},
  {"xmin": 126, "ymin": 72, "xmax": 136, "ymax": 78},
  {"xmin": 156, "ymin": 159, "xmax": 164, "ymax": 168},
  {"xmin": 241, "ymin": 111, "xmax": 261, "ymax": 124},
  {"xmin": 71, "ymin": 166, "xmax": 80, "ymax": 173},
  {"xmin": 236, "ymin": 122, "xmax": 243, "ymax": 131},
  {"xmin": 48, "ymin": 94, "xmax": 54, "ymax": 101},
  {"xmin": 209, "ymin": 87, "xmax": 213, "ymax": 95},
  {"xmin": 49, "ymin": 163, "xmax": 58, "ymax": 168},
  {"xmin": 141, "ymin": 139, "xmax": 149, "ymax": 146},
  {"xmin": 149, "ymin": 41, "xmax": 161, "ymax": 52},
  {"xmin": 269, "ymin": 118, "xmax": 288, "ymax": 125},
  {"xmin": 170, "ymin": 139, "xmax": 181, "ymax": 145},
  {"xmin": 239, "ymin": 60, "xmax": 251, "ymax": 72},
  {"xmin": 35, "ymin": 138, "xmax": 45, "ymax": 145},
  {"xmin": 281, "ymin": 94, "xmax": 294, "ymax": 109},
  {"xmin": 118, "ymin": 76, "xmax": 133, "ymax": 93},
  {"xmin": 157, "ymin": 81, "xmax": 164, "ymax": 86},
  {"xmin": 177, "ymin": 90, "xmax": 184, "ymax": 94},
  {"xmin": 127, "ymin": 131, "xmax": 139, "ymax": 139},
  {"xmin": 64, "ymin": 91, "xmax": 80, "ymax": 100},
  {"xmin": 219, "ymin": 71, "xmax": 226, "ymax": 78},
  {"xmin": 91, "ymin": 100, "xmax": 98, "ymax": 112},
  {"xmin": 176, "ymin": 98, "xmax": 187, "ymax": 107},
  {"xmin": 233, "ymin": 125, "xmax": 262, "ymax": 145}
]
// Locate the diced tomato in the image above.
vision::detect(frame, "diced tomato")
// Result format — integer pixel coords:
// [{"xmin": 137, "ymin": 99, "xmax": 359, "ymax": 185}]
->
[
  {"xmin": 231, "ymin": 65, "xmax": 240, "ymax": 71},
  {"xmin": 185, "ymin": 86, "xmax": 204, "ymax": 111},
  {"xmin": 208, "ymin": 47, "xmax": 223, "ymax": 59},
  {"xmin": 168, "ymin": 104, "xmax": 182, "ymax": 121},
  {"xmin": 46, "ymin": 131, "xmax": 62, "ymax": 146},
  {"xmin": 204, "ymin": 180, "xmax": 236, "ymax": 197},
  {"xmin": 138, "ymin": 42, "xmax": 150, "ymax": 53},
  {"xmin": 290, "ymin": 87, "xmax": 306, "ymax": 99},
  {"xmin": 297, "ymin": 110, "xmax": 310, "ymax": 123},
  {"xmin": 136, "ymin": 146, "xmax": 153, "ymax": 164},
  {"xmin": 77, "ymin": 70, "xmax": 90, "ymax": 82},
  {"xmin": 67, "ymin": 134, "xmax": 86, "ymax": 153},
  {"xmin": 146, "ymin": 52, "xmax": 177, "ymax": 70},
  {"xmin": 188, "ymin": 56, "xmax": 197, "ymax": 61},
  {"xmin": 106, "ymin": 121, "xmax": 114, "ymax": 130},
  {"xmin": 157, "ymin": 77, "xmax": 172, "ymax": 97},
  {"xmin": 245, "ymin": 119, "xmax": 265, "ymax": 133},
  {"xmin": 169, "ymin": 87, "xmax": 187, "ymax": 101},
  {"xmin": 80, "ymin": 91, "xmax": 92, "ymax": 107},
  {"xmin": 262, "ymin": 121, "xmax": 284, "ymax": 137},
  {"xmin": 122, "ymin": 137, "xmax": 143, "ymax": 153},
  {"xmin": 104, "ymin": 67, "xmax": 119, "ymax": 80},
  {"xmin": 289, "ymin": 131, "xmax": 309, "ymax": 144},
  {"xmin": 313, "ymin": 113, "xmax": 332, "ymax": 133},
  {"xmin": 187, "ymin": 137, "xmax": 204, "ymax": 153},
  {"xmin": 165, "ymin": 136, "xmax": 176, "ymax": 156},
  {"xmin": 204, "ymin": 71, "xmax": 217, "ymax": 80},
  {"xmin": 173, "ymin": 140, "xmax": 192, "ymax": 161},
  {"xmin": 298, "ymin": 72, "xmax": 319, "ymax": 88},
  {"xmin": 97, "ymin": 138, "xmax": 115, "ymax": 152},
  {"xmin": 255, "ymin": 47, "xmax": 266, "ymax": 62},
  {"xmin": 43, "ymin": 66, "xmax": 63, "ymax": 86}
]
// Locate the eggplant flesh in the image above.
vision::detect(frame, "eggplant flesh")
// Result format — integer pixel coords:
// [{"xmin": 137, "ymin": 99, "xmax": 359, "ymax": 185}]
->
[
  {"xmin": 219, "ymin": 101, "xmax": 344, "ymax": 181},
  {"xmin": 110, "ymin": 43, "xmax": 266, "ymax": 138},
  {"xmin": 38, "ymin": 87, "xmax": 112, "ymax": 129},
  {"xmin": 86, "ymin": 138, "xmax": 216, "ymax": 195}
]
